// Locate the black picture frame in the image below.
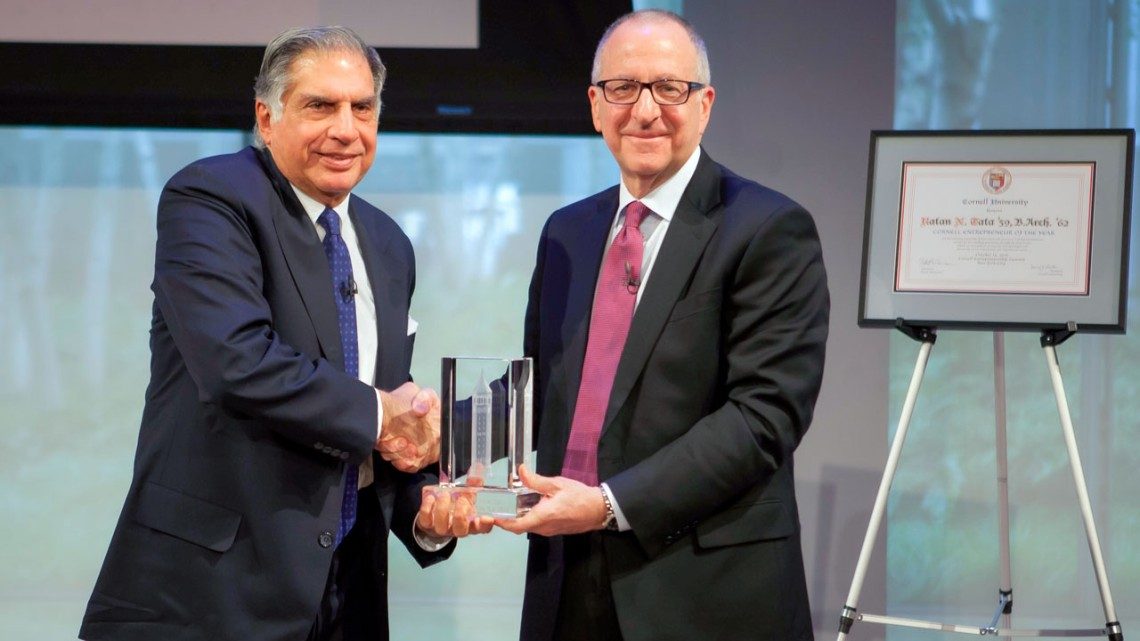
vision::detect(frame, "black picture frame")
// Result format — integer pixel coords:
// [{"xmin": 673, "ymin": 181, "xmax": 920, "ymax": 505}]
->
[{"xmin": 858, "ymin": 129, "xmax": 1135, "ymax": 333}]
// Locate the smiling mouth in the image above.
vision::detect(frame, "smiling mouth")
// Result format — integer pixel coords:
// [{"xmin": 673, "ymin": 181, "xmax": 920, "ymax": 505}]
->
[{"xmin": 319, "ymin": 153, "xmax": 359, "ymax": 168}]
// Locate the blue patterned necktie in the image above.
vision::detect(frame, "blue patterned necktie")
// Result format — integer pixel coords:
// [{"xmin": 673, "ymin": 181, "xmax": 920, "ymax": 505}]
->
[{"xmin": 317, "ymin": 208, "xmax": 359, "ymax": 546}]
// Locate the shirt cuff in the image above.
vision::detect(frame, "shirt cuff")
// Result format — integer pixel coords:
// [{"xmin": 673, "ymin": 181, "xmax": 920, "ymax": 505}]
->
[
  {"xmin": 373, "ymin": 388, "xmax": 385, "ymax": 440},
  {"xmin": 600, "ymin": 482, "xmax": 631, "ymax": 532},
  {"xmin": 412, "ymin": 523, "xmax": 453, "ymax": 552}
]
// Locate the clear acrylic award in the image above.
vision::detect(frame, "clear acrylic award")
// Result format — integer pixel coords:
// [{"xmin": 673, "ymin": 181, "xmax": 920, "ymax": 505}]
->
[{"xmin": 440, "ymin": 357, "xmax": 540, "ymax": 518}]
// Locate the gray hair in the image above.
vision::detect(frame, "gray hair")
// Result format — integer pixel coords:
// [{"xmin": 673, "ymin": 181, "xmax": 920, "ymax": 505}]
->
[
  {"xmin": 252, "ymin": 26, "xmax": 386, "ymax": 147},
  {"xmin": 590, "ymin": 10, "xmax": 711, "ymax": 85}
]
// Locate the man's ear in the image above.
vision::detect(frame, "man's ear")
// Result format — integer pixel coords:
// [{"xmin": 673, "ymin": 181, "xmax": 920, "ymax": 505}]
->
[
  {"xmin": 697, "ymin": 85, "xmax": 715, "ymax": 136},
  {"xmin": 588, "ymin": 85, "xmax": 604, "ymax": 134},
  {"xmin": 255, "ymin": 101, "xmax": 273, "ymax": 146}
]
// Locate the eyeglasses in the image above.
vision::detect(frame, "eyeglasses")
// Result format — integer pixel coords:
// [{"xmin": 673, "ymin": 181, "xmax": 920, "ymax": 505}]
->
[{"xmin": 594, "ymin": 79, "xmax": 706, "ymax": 105}]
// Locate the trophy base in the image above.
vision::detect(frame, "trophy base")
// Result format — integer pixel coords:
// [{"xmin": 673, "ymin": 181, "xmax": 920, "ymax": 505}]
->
[{"xmin": 445, "ymin": 485, "xmax": 541, "ymax": 519}]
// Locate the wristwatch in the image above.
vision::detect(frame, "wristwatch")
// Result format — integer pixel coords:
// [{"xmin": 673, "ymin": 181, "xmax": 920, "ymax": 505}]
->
[{"xmin": 599, "ymin": 487, "xmax": 619, "ymax": 531}]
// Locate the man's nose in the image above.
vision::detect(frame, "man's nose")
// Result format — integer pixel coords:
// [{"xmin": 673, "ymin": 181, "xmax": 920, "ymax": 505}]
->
[
  {"xmin": 327, "ymin": 105, "xmax": 358, "ymax": 141},
  {"xmin": 630, "ymin": 86, "xmax": 661, "ymax": 121}
]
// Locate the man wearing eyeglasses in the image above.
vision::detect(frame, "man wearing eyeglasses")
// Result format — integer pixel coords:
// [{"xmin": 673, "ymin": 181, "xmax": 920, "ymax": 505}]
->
[{"xmin": 497, "ymin": 9, "xmax": 829, "ymax": 641}]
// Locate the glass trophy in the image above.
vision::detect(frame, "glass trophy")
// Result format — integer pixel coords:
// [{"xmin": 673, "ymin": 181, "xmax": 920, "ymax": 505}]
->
[{"xmin": 440, "ymin": 356, "xmax": 540, "ymax": 518}]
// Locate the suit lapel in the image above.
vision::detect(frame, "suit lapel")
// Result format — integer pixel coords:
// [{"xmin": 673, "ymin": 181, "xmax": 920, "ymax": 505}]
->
[
  {"xmin": 348, "ymin": 196, "xmax": 405, "ymax": 386},
  {"xmin": 602, "ymin": 152, "xmax": 722, "ymax": 433},
  {"xmin": 258, "ymin": 148, "xmax": 344, "ymax": 368},
  {"xmin": 560, "ymin": 192, "xmax": 619, "ymax": 420}
]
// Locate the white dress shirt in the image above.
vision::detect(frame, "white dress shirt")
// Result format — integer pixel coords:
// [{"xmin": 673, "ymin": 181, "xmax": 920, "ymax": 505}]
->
[
  {"xmin": 600, "ymin": 146, "xmax": 703, "ymax": 531},
  {"xmin": 293, "ymin": 187, "xmax": 449, "ymax": 551},
  {"xmin": 293, "ymin": 187, "xmax": 381, "ymax": 490}
]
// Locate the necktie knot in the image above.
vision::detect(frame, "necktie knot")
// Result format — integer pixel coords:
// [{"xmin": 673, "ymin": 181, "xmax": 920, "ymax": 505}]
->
[
  {"xmin": 318, "ymin": 208, "xmax": 341, "ymax": 237},
  {"xmin": 624, "ymin": 201, "xmax": 651, "ymax": 232}
]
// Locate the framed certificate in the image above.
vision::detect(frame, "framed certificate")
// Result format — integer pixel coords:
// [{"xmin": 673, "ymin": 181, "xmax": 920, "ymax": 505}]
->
[{"xmin": 858, "ymin": 130, "xmax": 1134, "ymax": 332}]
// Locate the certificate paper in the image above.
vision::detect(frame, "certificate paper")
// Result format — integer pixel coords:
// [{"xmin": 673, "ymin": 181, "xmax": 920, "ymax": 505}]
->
[{"xmin": 895, "ymin": 162, "xmax": 1094, "ymax": 295}]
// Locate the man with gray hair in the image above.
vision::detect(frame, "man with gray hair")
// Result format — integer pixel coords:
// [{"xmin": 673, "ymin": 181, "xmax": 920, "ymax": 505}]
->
[
  {"xmin": 80, "ymin": 26, "xmax": 488, "ymax": 641},
  {"xmin": 498, "ymin": 10, "xmax": 828, "ymax": 641}
]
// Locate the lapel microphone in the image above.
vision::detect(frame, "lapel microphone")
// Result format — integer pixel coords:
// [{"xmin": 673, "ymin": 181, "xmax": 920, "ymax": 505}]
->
[
  {"xmin": 624, "ymin": 261, "xmax": 640, "ymax": 294},
  {"xmin": 340, "ymin": 278, "xmax": 358, "ymax": 301}
]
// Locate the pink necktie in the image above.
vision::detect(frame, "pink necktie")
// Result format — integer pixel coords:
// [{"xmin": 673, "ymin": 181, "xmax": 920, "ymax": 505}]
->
[{"xmin": 561, "ymin": 201, "xmax": 650, "ymax": 485}]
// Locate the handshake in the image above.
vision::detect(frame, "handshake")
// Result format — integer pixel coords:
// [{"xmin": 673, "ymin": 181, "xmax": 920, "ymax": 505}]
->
[
  {"xmin": 374, "ymin": 382, "xmax": 495, "ymax": 539},
  {"xmin": 371, "ymin": 377, "xmax": 608, "ymax": 540},
  {"xmin": 375, "ymin": 381, "xmax": 442, "ymax": 474}
]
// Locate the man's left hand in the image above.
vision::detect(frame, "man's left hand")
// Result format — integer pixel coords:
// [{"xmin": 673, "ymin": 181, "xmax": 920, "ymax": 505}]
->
[
  {"xmin": 494, "ymin": 465, "xmax": 608, "ymax": 536},
  {"xmin": 416, "ymin": 485, "xmax": 494, "ymax": 538}
]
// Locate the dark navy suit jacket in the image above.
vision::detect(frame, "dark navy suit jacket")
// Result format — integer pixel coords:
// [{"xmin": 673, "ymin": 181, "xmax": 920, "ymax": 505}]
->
[
  {"xmin": 521, "ymin": 150, "xmax": 830, "ymax": 641},
  {"xmin": 81, "ymin": 147, "xmax": 449, "ymax": 641}
]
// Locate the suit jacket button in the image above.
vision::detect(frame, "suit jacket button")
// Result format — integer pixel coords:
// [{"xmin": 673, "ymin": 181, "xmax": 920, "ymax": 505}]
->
[{"xmin": 318, "ymin": 531, "xmax": 334, "ymax": 548}]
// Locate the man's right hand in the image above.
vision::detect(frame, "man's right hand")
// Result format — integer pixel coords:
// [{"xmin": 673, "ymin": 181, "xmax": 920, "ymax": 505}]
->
[{"xmin": 376, "ymin": 382, "xmax": 441, "ymax": 473}]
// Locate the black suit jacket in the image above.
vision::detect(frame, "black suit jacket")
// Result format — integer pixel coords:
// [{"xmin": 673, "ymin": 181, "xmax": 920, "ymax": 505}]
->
[
  {"xmin": 521, "ymin": 151, "xmax": 829, "ymax": 641},
  {"xmin": 80, "ymin": 147, "xmax": 450, "ymax": 641}
]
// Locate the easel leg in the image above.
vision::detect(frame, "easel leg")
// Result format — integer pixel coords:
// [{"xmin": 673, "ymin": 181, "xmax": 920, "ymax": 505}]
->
[
  {"xmin": 993, "ymin": 332, "xmax": 1014, "ymax": 639},
  {"xmin": 837, "ymin": 337, "xmax": 935, "ymax": 640},
  {"xmin": 1042, "ymin": 341, "xmax": 1124, "ymax": 641}
]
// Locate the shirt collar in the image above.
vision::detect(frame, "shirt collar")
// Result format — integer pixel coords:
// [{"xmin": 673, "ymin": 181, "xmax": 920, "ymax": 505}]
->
[
  {"xmin": 617, "ymin": 145, "xmax": 702, "ymax": 222},
  {"xmin": 291, "ymin": 186, "xmax": 350, "ymax": 227}
]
